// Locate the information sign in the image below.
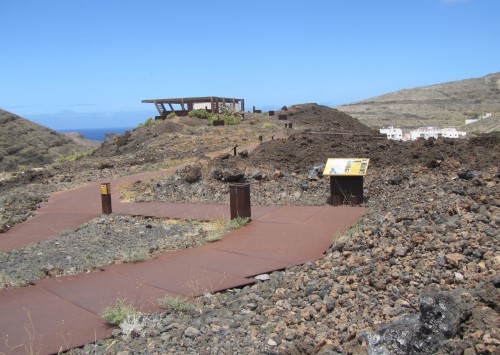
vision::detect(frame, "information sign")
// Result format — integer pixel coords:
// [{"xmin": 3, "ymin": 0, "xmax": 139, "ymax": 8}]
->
[{"xmin": 323, "ymin": 158, "xmax": 370, "ymax": 176}]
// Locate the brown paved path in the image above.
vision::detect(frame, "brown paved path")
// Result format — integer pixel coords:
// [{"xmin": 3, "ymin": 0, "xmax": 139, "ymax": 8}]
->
[{"xmin": 0, "ymin": 156, "xmax": 366, "ymax": 354}]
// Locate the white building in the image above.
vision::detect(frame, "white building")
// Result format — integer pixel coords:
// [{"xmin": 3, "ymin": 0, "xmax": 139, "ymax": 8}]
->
[
  {"xmin": 409, "ymin": 127, "xmax": 466, "ymax": 140},
  {"xmin": 465, "ymin": 112, "xmax": 492, "ymax": 125},
  {"xmin": 465, "ymin": 118, "xmax": 480, "ymax": 125},
  {"xmin": 380, "ymin": 126, "xmax": 403, "ymax": 140}
]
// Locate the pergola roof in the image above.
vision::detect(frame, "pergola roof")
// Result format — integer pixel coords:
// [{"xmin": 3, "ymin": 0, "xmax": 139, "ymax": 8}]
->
[{"xmin": 141, "ymin": 96, "xmax": 244, "ymax": 104}]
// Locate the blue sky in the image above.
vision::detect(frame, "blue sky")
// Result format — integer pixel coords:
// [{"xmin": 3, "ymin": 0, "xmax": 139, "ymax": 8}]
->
[{"xmin": 1, "ymin": 0, "xmax": 499, "ymax": 129}]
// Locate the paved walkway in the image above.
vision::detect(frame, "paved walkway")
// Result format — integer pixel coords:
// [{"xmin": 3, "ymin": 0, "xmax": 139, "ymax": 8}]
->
[{"xmin": 0, "ymin": 167, "xmax": 366, "ymax": 354}]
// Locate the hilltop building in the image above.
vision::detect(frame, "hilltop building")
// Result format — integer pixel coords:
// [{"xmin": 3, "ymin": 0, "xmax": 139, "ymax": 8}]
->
[{"xmin": 142, "ymin": 96, "xmax": 245, "ymax": 120}]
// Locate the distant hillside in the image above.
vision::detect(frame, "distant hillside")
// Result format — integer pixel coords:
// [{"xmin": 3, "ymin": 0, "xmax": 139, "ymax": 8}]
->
[
  {"xmin": 0, "ymin": 109, "xmax": 91, "ymax": 172},
  {"xmin": 337, "ymin": 72, "xmax": 500, "ymax": 132}
]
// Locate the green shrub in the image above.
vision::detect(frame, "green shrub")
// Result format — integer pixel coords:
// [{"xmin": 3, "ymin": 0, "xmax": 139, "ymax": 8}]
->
[
  {"xmin": 100, "ymin": 299, "xmax": 141, "ymax": 325},
  {"xmin": 56, "ymin": 148, "xmax": 95, "ymax": 164},
  {"xmin": 262, "ymin": 122, "xmax": 273, "ymax": 129},
  {"xmin": 223, "ymin": 115, "xmax": 241, "ymax": 125},
  {"xmin": 158, "ymin": 295, "xmax": 199, "ymax": 314},
  {"xmin": 188, "ymin": 109, "xmax": 212, "ymax": 120},
  {"xmin": 137, "ymin": 117, "xmax": 157, "ymax": 128},
  {"xmin": 229, "ymin": 216, "xmax": 250, "ymax": 229},
  {"xmin": 166, "ymin": 112, "xmax": 177, "ymax": 119}
]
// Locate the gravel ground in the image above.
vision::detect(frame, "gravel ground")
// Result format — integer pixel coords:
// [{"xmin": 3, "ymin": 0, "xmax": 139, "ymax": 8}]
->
[
  {"xmin": 67, "ymin": 136, "xmax": 499, "ymax": 354},
  {"xmin": 0, "ymin": 215, "xmax": 231, "ymax": 290},
  {"xmin": 1, "ymin": 119, "xmax": 498, "ymax": 354}
]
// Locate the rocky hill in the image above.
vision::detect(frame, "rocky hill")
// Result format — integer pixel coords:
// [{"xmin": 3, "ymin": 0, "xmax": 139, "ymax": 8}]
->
[
  {"xmin": 0, "ymin": 109, "xmax": 91, "ymax": 172},
  {"xmin": 337, "ymin": 72, "xmax": 500, "ymax": 131}
]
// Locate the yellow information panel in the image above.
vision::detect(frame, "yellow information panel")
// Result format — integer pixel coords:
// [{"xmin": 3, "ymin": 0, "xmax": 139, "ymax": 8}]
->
[
  {"xmin": 323, "ymin": 158, "xmax": 370, "ymax": 176},
  {"xmin": 100, "ymin": 184, "xmax": 110, "ymax": 195}
]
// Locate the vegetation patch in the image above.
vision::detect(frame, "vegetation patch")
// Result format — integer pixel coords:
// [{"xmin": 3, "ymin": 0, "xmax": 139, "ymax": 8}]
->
[
  {"xmin": 100, "ymin": 299, "xmax": 141, "ymax": 326},
  {"xmin": 137, "ymin": 117, "xmax": 157, "ymax": 128},
  {"xmin": 56, "ymin": 148, "xmax": 95, "ymax": 164},
  {"xmin": 158, "ymin": 295, "xmax": 200, "ymax": 314},
  {"xmin": 228, "ymin": 216, "xmax": 250, "ymax": 229},
  {"xmin": 188, "ymin": 110, "xmax": 213, "ymax": 120}
]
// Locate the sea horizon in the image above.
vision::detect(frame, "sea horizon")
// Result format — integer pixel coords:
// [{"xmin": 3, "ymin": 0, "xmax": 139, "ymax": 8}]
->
[{"xmin": 58, "ymin": 127, "xmax": 133, "ymax": 142}]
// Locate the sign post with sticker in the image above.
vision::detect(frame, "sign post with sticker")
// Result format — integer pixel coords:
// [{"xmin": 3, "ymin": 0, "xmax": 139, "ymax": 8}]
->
[
  {"xmin": 323, "ymin": 158, "xmax": 370, "ymax": 206},
  {"xmin": 100, "ymin": 183, "xmax": 112, "ymax": 214}
]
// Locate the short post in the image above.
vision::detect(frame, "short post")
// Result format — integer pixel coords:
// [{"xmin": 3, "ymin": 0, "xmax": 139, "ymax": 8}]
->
[
  {"xmin": 100, "ymin": 183, "xmax": 112, "ymax": 214},
  {"xmin": 258, "ymin": 135, "xmax": 263, "ymax": 142},
  {"xmin": 288, "ymin": 122, "xmax": 293, "ymax": 129},
  {"xmin": 233, "ymin": 145, "xmax": 238, "ymax": 156},
  {"xmin": 229, "ymin": 183, "xmax": 251, "ymax": 220},
  {"xmin": 269, "ymin": 110, "xmax": 275, "ymax": 116}
]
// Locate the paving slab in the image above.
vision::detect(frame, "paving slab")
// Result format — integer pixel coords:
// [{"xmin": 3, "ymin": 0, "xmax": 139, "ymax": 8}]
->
[
  {"xmin": 0, "ymin": 213, "xmax": 100, "ymax": 251},
  {"xmin": 34, "ymin": 271, "xmax": 170, "ymax": 315},
  {"xmin": 114, "ymin": 201, "xmax": 228, "ymax": 220},
  {"xmin": 209, "ymin": 235, "xmax": 327, "ymax": 265},
  {"xmin": 254, "ymin": 205, "xmax": 327, "ymax": 224},
  {"xmin": 103, "ymin": 258, "xmax": 255, "ymax": 297},
  {"xmin": 0, "ymin": 286, "xmax": 111, "ymax": 355},
  {"xmin": 302, "ymin": 206, "xmax": 367, "ymax": 227},
  {"xmin": 159, "ymin": 246, "xmax": 291, "ymax": 277}
]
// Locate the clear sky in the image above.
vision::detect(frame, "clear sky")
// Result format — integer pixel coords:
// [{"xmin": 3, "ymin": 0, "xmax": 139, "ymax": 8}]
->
[{"xmin": 1, "ymin": 0, "xmax": 499, "ymax": 129}]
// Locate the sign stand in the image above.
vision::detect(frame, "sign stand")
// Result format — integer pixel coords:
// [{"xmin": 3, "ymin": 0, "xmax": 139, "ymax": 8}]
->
[
  {"xmin": 330, "ymin": 176, "xmax": 364, "ymax": 206},
  {"xmin": 323, "ymin": 158, "xmax": 369, "ymax": 206}
]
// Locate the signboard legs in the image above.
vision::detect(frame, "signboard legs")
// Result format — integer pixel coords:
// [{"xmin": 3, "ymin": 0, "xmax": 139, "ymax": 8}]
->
[{"xmin": 329, "ymin": 176, "xmax": 364, "ymax": 206}]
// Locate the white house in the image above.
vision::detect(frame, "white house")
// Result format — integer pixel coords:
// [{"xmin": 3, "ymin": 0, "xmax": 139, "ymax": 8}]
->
[
  {"xmin": 380, "ymin": 126, "xmax": 403, "ymax": 140},
  {"xmin": 410, "ymin": 127, "xmax": 466, "ymax": 140}
]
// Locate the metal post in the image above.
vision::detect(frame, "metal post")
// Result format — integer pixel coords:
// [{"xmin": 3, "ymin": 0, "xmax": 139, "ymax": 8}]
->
[
  {"xmin": 259, "ymin": 135, "xmax": 263, "ymax": 142},
  {"xmin": 229, "ymin": 183, "xmax": 251, "ymax": 220},
  {"xmin": 233, "ymin": 145, "xmax": 238, "ymax": 156},
  {"xmin": 100, "ymin": 183, "xmax": 112, "ymax": 214}
]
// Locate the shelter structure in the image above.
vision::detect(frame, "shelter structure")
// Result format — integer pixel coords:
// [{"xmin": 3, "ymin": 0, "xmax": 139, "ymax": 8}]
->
[{"xmin": 142, "ymin": 96, "xmax": 245, "ymax": 119}]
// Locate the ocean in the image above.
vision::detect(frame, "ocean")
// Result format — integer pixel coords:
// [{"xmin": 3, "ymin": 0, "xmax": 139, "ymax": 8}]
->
[{"xmin": 58, "ymin": 127, "xmax": 133, "ymax": 142}]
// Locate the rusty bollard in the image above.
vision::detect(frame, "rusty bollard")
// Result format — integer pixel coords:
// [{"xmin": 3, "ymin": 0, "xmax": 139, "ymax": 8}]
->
[
  {"xmin": 229, "ymin": 183, "xmax": 251, "ymax": 220},
  {"xmin": 258, "ymin": 135, "xmax": 263, "ymax": 142},
  {"xmin": 100, "ymin": 183, "xmax": 112, "ymax": 214},
  {"xmin": 233, "ymin": 145, "xmax": 238, "ymax": 156}
]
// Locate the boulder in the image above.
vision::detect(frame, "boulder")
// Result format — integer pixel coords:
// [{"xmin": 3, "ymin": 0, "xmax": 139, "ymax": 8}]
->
[{"xmin": 182, "ymin": 164, "xmax": 202, "ymax": 183}]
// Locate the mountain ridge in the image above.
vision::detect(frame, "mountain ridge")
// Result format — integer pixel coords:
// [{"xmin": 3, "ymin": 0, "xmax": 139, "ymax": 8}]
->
[
  {"xmin": 0, "ymin": 109, "xmax": 92, "ymax": 172},
  {"xmin": 337, "ymin": 72, "xmax": 500, "ymax": 132}
]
